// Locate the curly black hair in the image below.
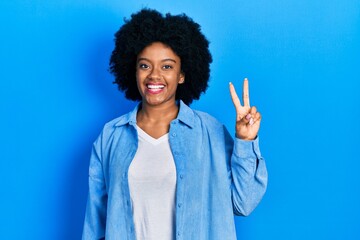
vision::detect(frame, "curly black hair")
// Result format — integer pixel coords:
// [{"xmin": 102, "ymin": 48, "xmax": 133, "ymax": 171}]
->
[{"xmin": 109, "ymin": 9, "xmax": 212, "ymax": 105}]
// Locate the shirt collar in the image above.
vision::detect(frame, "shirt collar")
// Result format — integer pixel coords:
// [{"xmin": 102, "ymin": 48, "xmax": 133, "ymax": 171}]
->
[
  {"xmin": 114, "ymin": 100, "xmax": 194, "ymax": 128},
  {"xmin": 176, "ymin": 100, "xmax": 194, "ymax": 128}
]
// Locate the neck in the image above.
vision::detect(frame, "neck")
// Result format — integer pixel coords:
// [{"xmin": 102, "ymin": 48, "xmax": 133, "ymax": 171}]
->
[{"xmin": 137, "ymin": 101, "xmax": 179, "ymax": 124}]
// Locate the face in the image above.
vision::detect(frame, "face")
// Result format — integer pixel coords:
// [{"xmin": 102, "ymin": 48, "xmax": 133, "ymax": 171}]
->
[{"xmin": 136, "ymin": 42, "xmax": 185, "ymax": 107}]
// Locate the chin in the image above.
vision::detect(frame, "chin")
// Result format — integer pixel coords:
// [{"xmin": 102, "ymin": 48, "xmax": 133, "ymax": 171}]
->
[
  {"xmin": 143, "ymin": 97, "xmax": 164, "ymax": 106},
  {"xmin": 143, "ymin": 96, "xmax": 175, "ymax": 107}
]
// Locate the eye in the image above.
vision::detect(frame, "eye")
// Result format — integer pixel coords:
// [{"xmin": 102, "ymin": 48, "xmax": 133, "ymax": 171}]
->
[
  {"xmin": 139, "ymin": 63, "xmax": 149, "ymax": 69},
  {"xmin": 163, "ymin": 65, "xmax": 173, "ymax": 70}
]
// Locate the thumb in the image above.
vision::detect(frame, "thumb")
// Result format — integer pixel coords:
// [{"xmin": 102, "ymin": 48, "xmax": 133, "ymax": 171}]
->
[{"xmin": 240, "ymin": 113, "xmax": 254, "ymax": 126}]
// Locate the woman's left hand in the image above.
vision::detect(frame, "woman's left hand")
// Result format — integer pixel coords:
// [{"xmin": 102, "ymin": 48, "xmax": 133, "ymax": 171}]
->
[{"xmin": 229, "ymin": 78, "xmax": 261, "ymax": 140}]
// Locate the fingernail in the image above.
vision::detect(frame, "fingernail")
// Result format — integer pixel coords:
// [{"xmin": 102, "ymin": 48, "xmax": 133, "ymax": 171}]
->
[
  {"xmin": 249, "ymin": 118, "xmax": 254, "ymax": 125},
  {"xmin": 246, "ymin": 114, "xmax": 251, "ymax": 120}
]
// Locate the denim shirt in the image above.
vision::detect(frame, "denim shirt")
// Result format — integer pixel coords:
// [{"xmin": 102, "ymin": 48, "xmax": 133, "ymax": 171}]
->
[{"xmin": 82, "ymin": 101, "xmax": 268, "ymax": 240}]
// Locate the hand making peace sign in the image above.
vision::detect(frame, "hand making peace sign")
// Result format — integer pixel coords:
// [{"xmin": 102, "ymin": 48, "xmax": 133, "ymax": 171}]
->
[{"xmin": 229, "ymin": 78, "xmax": 261, "ymax": 140}]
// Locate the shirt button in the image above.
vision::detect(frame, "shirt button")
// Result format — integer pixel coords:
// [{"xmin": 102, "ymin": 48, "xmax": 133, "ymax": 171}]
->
[
  {"xmin": 177, "ymin": 232, "xmax": 181, "ymax": 236},
  {"xmin": 172, "ymin": 133, "xmax": 176, "ymax": 137},
  {"xmin": 178, "ymin": 203, "xmax": 182, "ymax": 208},
  {"xmin": 179, "ymin": 174, "xmax": 183, "ymax": 179}
]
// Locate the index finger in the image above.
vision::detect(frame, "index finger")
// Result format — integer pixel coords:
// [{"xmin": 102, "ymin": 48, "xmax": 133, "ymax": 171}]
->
[
  {"xmin": 229, "ymin": 82, "xmax": 242, "ymax": 109},
  {"xmin": 243, "ymin": 78, "xmax": 250, "ymax": 107}
]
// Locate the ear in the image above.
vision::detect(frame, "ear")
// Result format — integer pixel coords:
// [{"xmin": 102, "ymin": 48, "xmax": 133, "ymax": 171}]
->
[{"xmin": 178, "ymin": 72, "xmax": 185, "ymax": 84}]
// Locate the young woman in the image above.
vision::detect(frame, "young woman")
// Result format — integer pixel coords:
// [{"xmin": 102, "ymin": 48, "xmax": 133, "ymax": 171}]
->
[{"xmin": 82, "ymin": 9, "xmax": 267, "ymax": 240}]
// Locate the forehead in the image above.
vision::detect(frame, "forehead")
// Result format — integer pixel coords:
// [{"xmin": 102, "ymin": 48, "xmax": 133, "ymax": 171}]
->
[{"xmin": 137, "ymin": 42, "xmax": 180, "ymax": 61}]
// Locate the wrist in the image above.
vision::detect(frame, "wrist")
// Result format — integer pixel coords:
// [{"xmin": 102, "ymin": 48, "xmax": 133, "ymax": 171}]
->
[{"xmin": 235, "ymin": 133, "xmax": 257, "ymax": 141}]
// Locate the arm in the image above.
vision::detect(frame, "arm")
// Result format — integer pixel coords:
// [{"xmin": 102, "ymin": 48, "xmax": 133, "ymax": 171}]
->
[
  {"xmin": 228, "ymin": 78, "xmax": 268, "ymax": 216},
  {"xmin": 230, "ymin": 136, "xmax": 267, "ymax": 216},
  {"xmin": 82, "ymin": 136, "xmax": 107, "ymax": 240}
]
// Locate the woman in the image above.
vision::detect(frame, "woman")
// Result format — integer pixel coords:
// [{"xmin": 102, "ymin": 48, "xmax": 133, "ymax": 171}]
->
[{"xmin": 82, "ymin": 9, "xmax": 267, "ymax": 240}]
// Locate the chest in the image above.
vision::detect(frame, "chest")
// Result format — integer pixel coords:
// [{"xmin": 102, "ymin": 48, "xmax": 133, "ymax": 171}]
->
[{"xmin": 128, "ymin": 129, "xmax": 176, "ymax": 191}]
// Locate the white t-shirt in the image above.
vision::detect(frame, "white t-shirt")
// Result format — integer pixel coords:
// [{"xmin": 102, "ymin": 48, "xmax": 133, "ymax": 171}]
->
[{"xmin": 128, "ymin": 125, "xmax": 177, "ymax": 240}]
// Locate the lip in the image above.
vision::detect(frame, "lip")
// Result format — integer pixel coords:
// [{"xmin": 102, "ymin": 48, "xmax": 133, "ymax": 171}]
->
[{"xmin": 145, "ymin": 83, "xmax": 165, "ymax": 94}]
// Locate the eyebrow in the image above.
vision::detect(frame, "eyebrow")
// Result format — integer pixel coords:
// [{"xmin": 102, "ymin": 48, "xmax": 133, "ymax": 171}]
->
[{"xmin": 137, "ymin": 57, "xmax": 177, "ymax": 63}]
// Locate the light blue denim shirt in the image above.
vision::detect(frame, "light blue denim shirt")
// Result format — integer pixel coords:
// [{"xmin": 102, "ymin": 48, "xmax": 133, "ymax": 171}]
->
[{"xmin": 82, "ymin": 101, "xmax": 268, "ymax": 240}]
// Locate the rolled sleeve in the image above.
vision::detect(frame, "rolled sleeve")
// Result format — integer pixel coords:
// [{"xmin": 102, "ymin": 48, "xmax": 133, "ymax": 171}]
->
[
  {"xmin": 230, "ymin": 136, "xmax": 268, "ymax": 216},
  {"xmin": 233, "ymin": 136, "xmax": 261, "ymax": 159}
]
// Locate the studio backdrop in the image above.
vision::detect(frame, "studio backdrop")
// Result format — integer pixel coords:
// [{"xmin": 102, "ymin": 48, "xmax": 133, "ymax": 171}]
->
[{"xmin": 0, "ymin": 0, "xmax": 359, "ymax": 239}]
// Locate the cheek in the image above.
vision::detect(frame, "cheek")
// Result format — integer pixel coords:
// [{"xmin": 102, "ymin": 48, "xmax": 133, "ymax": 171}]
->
[
  {"xmin": 135, "ymin": 71, "xmax": 144, "ymax": 86},
  {"xmin": 135, "ymin": 72, "xmax": 143, "ymax": 91},
  {"xmin": 136, "ymin": 70, "xmax": 148, "ymax": 82}
]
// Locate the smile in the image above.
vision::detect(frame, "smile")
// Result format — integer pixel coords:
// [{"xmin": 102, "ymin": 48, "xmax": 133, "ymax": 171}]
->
[
  {"xmin": 146, "ymin": 84, "xmax": 165, "ymax": 94},
  {"xmin": 147, "ymin": 84, "xmax": 165, "ymax": 89}
]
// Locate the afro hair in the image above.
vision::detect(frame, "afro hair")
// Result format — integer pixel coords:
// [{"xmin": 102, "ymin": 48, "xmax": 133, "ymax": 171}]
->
[{"xmin": 109, "ymin": 8, "xmax": 212, "ymax": 105}]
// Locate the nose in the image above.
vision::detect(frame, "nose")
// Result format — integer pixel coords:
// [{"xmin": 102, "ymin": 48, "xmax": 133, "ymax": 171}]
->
[{"xmin": 148, "ymin": 66, "xmax": 161, "ymax": 80}]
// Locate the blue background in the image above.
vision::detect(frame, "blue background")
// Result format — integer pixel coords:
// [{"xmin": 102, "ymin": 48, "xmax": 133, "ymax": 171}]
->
[{"xmin": 1, "ymin": 0, "xmax": 359, "ymax": 239}]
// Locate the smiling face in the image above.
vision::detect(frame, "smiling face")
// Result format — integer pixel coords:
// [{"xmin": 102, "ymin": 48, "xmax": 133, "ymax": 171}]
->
[{"xmin": 136, "ymin": 42, "xmax": 185, "ymax": 107}]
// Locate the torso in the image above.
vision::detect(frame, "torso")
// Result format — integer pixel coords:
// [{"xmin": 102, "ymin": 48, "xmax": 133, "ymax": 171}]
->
[{"xmin": 128, "ymin": 125, "xmax": 177, "ymax": 240}]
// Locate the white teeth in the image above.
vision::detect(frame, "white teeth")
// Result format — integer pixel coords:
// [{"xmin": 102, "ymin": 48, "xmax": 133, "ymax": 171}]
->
[{"xmin": 147, "ymin": 84, "xmax": 165, "ymax": 89}]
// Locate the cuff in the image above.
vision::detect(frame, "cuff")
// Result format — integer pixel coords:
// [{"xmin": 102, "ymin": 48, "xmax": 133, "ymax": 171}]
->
[{"xmin": 233, "ymin": 135, "xmax": 262, "ymax": 159}]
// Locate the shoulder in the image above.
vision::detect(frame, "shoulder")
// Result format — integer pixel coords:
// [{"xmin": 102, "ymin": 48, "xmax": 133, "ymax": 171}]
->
[
  {"xmin": 193, "ymin": 109, "xmax": 224, "ymax": 128},
  {"xmin": 178, "ymin": 100, "xmax": 224, "ymax": 129},
  {"xmin": 103, "ymin": 114, "xmax": 127, "ymax": 130},
  {"xmin": 97, "ymin": 110, "xmax": 135, "ymax": 142},
  {"xmin": 102, "ymin": 103, "xmax": 139, "ymax": 134},
  {"xmin": 191, "ymin": 109, "xmax": 232, "ymax": 140},
  {"xmin": 191, "ymin": 108, "xmax": 234, "ymax": 147}
]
